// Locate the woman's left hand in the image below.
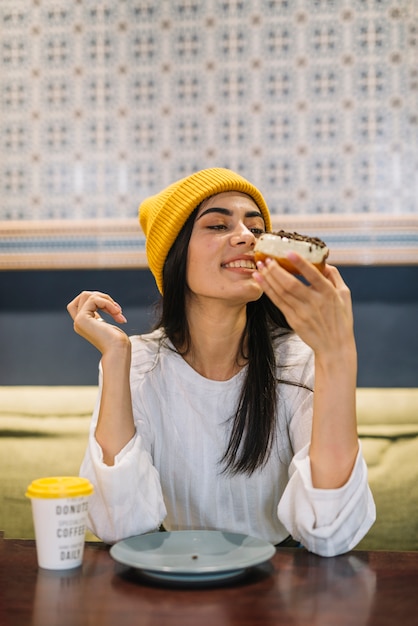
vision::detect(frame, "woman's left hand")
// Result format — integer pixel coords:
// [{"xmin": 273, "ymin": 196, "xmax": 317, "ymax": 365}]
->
[{"xmin": 253, "ymin": 252, "xmax": 355, "ymax": 356}]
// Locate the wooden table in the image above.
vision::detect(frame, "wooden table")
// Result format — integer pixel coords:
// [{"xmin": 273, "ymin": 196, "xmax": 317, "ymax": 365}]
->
[{"xmin": 1, "ymin": 538, "xmax": 417, "ymax": 626}]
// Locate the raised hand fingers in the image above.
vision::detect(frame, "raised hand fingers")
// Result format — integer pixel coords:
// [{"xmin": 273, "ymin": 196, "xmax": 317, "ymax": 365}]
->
[
  {"xmin": 253, "ymin": 253, "xmax": 327, "ymax": 306},
  {"xmin": 253, "ymin": 253, "xmax": 355, "ymax": 353},
  {"xmin": 67, "ymin": 291, "xmax": 127, "ymax": 325},
  {"xmin": 254, "ymin": 251, "xmax": 337, "ymax": 300},
  {"xmin": 67, "ymin": 290, "xmax": 130, "ymax": 354},
  {"xmin": 252, "ymin": 258, "xmax": 310, "ymax": 332},
  {"xmin": 285, "ymin": 252, "xmax": 328, "ymax": 286}
]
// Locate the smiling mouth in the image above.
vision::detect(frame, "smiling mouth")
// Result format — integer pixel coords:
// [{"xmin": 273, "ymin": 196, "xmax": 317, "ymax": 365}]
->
[{"xmin": 223, "ymin": 259, "xmax": 256, "ymax": 270}]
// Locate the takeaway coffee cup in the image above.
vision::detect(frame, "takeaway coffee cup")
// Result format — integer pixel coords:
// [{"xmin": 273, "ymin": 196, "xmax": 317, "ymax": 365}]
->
[{"xmin": 26, "ymin": 476, "xmax": 94, "ymax": 570}]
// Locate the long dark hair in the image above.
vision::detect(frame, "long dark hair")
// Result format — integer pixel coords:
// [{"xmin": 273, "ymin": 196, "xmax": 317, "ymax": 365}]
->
[{"xmin": 153, "ymin": 208, "xmax": 292, "ymax": 475}]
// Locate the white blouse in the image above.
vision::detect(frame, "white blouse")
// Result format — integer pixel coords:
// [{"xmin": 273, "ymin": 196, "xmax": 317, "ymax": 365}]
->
[{"xmin": 80, "ymin": 329, "xmax": 375, "ymax": 556}]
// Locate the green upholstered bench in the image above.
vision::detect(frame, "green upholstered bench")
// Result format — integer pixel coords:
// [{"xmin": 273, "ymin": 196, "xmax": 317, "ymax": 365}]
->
[
  {"xmin": 0, "ymin": 387, "xmax": 96, "ymax": 540},
  {"xmin": 1, "ymin": 386, "xmax": 417, "ymax": 550},
  {"xmin": 355, "ymin": 388, "xmax": 418, "ymax": 550}
]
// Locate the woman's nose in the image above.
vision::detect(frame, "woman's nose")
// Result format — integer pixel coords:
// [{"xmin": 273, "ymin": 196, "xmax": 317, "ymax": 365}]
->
[{"xmin": 230, "ymin": 225, "xmax": 256, "ymax": 247}]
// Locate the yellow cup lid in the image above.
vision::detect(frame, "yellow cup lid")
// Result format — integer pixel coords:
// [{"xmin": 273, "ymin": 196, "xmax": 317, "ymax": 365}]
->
[{"xmin": 26, "ymin": 476, "xmax": 94, "ymax": 499}]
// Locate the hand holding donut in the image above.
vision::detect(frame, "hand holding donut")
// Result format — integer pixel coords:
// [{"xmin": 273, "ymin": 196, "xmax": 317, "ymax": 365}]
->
[
  {"xmin": 253, "ymin": 251, "xmax": 355, "ymax": 359},
  {"xmin": 67, "ymin": 291, "xmax": 129, "ymax": 354}
]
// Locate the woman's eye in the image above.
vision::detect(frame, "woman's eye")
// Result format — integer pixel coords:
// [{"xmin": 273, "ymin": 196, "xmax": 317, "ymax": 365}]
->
[
  {"xmin": 205, "ymin": 223, "xmax": 265, "ymax": 234},
  {"xmin": 208, "ymin": 224, "xmax": 227, "ymax": 230}
]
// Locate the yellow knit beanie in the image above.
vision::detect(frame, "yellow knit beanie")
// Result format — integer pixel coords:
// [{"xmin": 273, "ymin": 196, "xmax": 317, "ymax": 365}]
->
[{"xmin": 139, "ymin": 167, "xmax": 271, "ymax": 294}]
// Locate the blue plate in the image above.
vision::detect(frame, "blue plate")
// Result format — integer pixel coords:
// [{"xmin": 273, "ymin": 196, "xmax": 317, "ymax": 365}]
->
[{"xmin": 110, "ymin": 530, "xmax": 275, "ymax": 582}]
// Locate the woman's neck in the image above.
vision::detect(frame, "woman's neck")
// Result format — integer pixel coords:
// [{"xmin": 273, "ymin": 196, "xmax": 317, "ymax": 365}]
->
[{"xmin": 182, "ymin": 300, "xmax": 248, "ymax": 381}]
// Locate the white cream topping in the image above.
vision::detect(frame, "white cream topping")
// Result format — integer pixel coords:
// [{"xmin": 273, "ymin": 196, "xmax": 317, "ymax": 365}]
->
[{"xmin": 254, "ymin": 233, "xmax": 328, "ymax": 263}]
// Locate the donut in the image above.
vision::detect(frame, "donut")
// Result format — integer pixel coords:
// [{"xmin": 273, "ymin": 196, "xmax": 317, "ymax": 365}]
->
[{"xmin": 254, "ymin": 230, "xmax": 329, "ymax": 274}]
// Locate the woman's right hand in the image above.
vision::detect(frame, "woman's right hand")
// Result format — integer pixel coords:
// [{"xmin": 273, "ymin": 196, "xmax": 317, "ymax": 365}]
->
[
  {"xmin": 68, "ymin": 291, "xmax": 134, "ymax": 464},
  {"xmin": 67, "ymin": 290, "xmax": 129, "ymax": 354}
]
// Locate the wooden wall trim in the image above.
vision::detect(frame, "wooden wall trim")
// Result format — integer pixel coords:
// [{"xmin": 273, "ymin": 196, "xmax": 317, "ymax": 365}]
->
[{"xmin": 1, "ymin": 214, "xmax": 417, "ymax": 270}]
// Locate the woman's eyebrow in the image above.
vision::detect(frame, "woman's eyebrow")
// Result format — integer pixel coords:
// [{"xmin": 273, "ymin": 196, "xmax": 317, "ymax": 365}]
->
[{"xmin": 196, "ymin": 207, "xmax": 263, "ymax": 220}]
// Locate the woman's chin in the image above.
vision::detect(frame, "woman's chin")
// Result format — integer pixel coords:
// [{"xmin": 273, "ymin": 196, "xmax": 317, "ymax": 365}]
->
[{"xmin": 240, "ymin": 278, "xmax": 264, "ymax": 303}]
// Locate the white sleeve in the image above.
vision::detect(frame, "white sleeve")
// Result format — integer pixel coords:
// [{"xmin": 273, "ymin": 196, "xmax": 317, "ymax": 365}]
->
[
  {"xmin": 277, "ymin": 441, "xmax": 376, "ymax": 557},
  {"xmin": 79, "ymin": 369, "xmax": 167, "ymax": 544}
]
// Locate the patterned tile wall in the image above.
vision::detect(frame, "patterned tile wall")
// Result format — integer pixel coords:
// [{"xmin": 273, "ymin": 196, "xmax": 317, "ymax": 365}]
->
[{"xmin": 0, "ymin": 0, "xmax": 417, "ymax": 267}]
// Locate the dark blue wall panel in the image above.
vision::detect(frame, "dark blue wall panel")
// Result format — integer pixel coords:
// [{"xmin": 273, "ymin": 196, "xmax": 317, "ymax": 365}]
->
[{"xmin": 1, "ymin": 267, "xmax": 417, "ymax": 387}]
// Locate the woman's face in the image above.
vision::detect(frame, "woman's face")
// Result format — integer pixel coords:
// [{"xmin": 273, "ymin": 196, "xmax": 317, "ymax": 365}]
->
[{"xmin": 186, "ymin": 191, "xmax": 266, "ymax": 305}]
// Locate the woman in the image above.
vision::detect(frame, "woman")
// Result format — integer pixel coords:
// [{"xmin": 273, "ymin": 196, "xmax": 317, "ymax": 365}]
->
[{"xmin": 67, "ymin": 167, "xmax": 375, "ymax": 556}]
